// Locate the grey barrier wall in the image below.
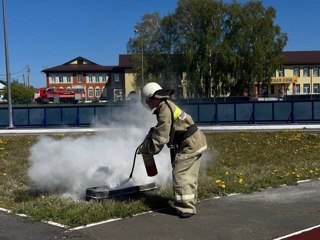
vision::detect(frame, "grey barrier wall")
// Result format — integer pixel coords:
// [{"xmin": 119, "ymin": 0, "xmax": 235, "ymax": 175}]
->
[{"xmin": 0, "ymin": 100, "xmax": 320, "ymax": 128}]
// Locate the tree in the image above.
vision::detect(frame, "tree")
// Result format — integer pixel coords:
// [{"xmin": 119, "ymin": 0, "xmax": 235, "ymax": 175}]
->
[
  {"xmin": 127, "ymin": 12, "xmax": 162, "ymax": 89},
  {"xmin": 127, "ymin": 0, "xmax": 288, "ymax": 98},
  {"xmin": 127, "ymin": 12, "xmax": 185, "ymax": 95},
  {"xmin": 3, "ymin": 81, "xmax": 35, "ymax": 104},
  {"xmin": 172, "ymin": 0, "xmax": 226, "ymax": 97},
  {"xmin": 224, "ymin": 1, "xmax": 288, "ymax": 96}
]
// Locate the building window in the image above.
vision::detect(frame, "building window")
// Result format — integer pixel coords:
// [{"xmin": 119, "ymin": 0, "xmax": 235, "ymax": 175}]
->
[
  {"xmin": 303, "ymin": 67, "xmax": 310, "ymax": 77},
  {"xmin": 293, "ymin": 67, "xmax": 300, "ymax": 77},
  {"xmin": 51, "ymin": 75, "xmax": 56, "ymax": 83},
  {"xmin": 88, "ymin": 75, "xmax": 93, "ymax": 83},
  {"xmin": 88, "ymin": 87, "xmax": 94, "ymax": 97},
  {"xmin": 114, "ymin": 88, "xmax": 123, "ymax": 101},
  {"xmin": 278, "ymin": 69, "xmax": 284, "ymax": 77},
  {"xmin": 59, "ymin": 76, "xmax": 63, "ymax": 83},
  {"xmin": 102, "ymin": 75, "xmax": 108, "ymax": 83},
  {"xmin": 313, "ymin": 67, "xmax": 319, "ymax": 77},
  {"xmin": 114, "ymin": 73, "xmax": 120, "ymax": 83},
  {"xmin": 77, "ymin": 74, "xmax": 82, "ymax": 83},
  {"xmin": 295, "ymin": 84, "xmax": 300, "ymax": 94},
  {"xmin": 314, "ymin": 84, "xmax": 319, "ymax": 93},
  {"xmin": 96, "ymin": 75, "xmax": 100, "ymax": 83},
  {"xmin": 303, "ymin": 84, "xmax": 310, "ymax": 94},
  {"xmin": 66, "ymin": 75, "xmax": 71, "ymax": 83},
  {"xmin": 95, "ymin": 87, "xmax": 100, "ymax": 97}
]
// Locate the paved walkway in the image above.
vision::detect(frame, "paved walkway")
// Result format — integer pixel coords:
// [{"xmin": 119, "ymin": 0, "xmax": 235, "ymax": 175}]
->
[
  {"xmin": 1, "ymin": 180, "xmax": 320, "ymax": 240},
  {"xmin": 0, "ymin": 123, "xmax": 320, "ymax": 135}
]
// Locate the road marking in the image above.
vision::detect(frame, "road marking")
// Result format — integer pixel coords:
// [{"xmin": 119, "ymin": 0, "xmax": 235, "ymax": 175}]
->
[
  {"xmin": 0, "ymin": 207, "xmax": 69, "ymax": 229},
  {"xmin": 66, "ymin": 210, "xmax": 154, "ymax": 231},
  {"xmin": 274, "ymin": 224, "xmax": 320, "ymax": 240}
]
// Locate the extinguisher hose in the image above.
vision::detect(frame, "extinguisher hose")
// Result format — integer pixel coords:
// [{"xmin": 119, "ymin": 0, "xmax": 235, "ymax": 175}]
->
[{"xmin": 129, "ymin": 146, "xmax": 140, "ymax": 179}]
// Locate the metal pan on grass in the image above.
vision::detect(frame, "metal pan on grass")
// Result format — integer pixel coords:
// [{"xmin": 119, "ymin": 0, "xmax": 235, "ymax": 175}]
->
[{"xmin": 85, "ymin": 182, "xmax": 157, "ymax": 201}]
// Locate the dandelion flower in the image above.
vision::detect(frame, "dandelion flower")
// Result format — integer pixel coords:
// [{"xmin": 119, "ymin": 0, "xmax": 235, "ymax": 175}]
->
[
  {"xmin": 239, "ymin": 178, "xmax": 244, "ymax": 184},
  {"xmin": 215, "ymin": 179, "xmax": 221, "ymax": 183}
]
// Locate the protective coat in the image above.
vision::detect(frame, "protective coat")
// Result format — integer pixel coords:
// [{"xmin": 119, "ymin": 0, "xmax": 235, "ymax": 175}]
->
[{"xmin": 140, "ymin": 99, "xmax": 207, "ymax": 214}]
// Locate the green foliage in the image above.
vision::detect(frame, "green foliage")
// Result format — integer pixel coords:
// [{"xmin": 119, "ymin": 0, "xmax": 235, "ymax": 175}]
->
[
  {"xmin": 127, "ymin": 0, "xmax": 288, "ymax": 97},
  {"xmin": 3, "ymin": 81, "xmax": 35, "ymax": 104}
]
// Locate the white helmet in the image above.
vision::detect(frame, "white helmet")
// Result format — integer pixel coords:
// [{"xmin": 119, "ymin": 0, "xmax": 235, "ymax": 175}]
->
[{"xmin": 140, "ymin": 82, "xmax": 162, "ymax": 110}]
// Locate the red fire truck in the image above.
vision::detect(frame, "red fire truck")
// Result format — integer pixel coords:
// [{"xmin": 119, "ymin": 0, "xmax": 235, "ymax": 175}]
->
[{"xmin": 34, "ymin": 88, "xmax": 81, "ymax": 104}]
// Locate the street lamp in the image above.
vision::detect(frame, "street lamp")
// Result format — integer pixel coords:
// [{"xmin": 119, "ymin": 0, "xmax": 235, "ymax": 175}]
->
[
  {"xmin": 134, "ymin": 29, "xmax": 144, "ymax": 86},
  {"xmin": 1, "ymin": 0, "xmax": 14, "ymax": 128}
]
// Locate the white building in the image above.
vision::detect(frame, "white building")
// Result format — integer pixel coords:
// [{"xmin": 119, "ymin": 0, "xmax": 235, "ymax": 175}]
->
[{"xmin": 0, "ymin": 80, "xmax": 6, "ymax": 102}]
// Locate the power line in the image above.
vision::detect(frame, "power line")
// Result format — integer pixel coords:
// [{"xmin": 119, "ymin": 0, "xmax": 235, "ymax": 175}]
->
[
  {"xmin": 0, "ymin": 65, "xmax": 30, "ymax": 86},
  {"xmin": 0, "ymin": 65, "xmax": 29, "ymax": 76}
]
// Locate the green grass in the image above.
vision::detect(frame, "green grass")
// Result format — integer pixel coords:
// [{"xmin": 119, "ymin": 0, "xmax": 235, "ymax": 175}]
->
[{"xmin": 0, "ymin": 131, "xmax": 320, "ymax": 227}]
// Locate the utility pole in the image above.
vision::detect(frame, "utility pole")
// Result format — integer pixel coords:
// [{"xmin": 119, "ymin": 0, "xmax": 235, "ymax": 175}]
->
[
  {"xmin": 27, "ymin": 65, "xmax": 30, "ymax": 86},
  {"xmin": 2, "ymin": 0, "xmax": 14, "ymax": 128},
  {"xmin": 134, "ymin": 29, "xmax": 144, "ymax": 86}
]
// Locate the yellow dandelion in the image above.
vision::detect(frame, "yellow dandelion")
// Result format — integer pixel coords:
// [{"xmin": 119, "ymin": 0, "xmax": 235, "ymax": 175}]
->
[
  {"xmin": 3, "ymin": 173, "xmax": 7, "ymax": 176},
  {"xmin": 239, "ymin": 178, "xmax": 244, "ymax": 184},
  {"xmin": 220, "ymin": 184, "xmax": 226, "ymax": 189},
  {"xmin": 215, "ymin": 179, "xmax": 221, "ymax": 183},
  {"xmin": 225, "ymin": 172, "xmax": 229, "ymax": 176}
]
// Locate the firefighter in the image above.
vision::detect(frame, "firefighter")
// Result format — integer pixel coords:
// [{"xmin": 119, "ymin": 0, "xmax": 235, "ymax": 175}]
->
[{"xmin": 138, "ymin": 82, "xmax": 207, "ymax": 218}]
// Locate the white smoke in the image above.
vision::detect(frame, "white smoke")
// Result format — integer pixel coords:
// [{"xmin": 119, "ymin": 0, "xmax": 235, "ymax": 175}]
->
[{"xmin": 28, "ymin": 104, "xmax": 172, "ymax": 199}]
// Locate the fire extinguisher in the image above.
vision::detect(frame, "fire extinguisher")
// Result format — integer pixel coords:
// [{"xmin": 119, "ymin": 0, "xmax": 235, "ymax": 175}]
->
[{"xmin": 142, "ymin": 153, "xmax": 158, "ymax": 176}]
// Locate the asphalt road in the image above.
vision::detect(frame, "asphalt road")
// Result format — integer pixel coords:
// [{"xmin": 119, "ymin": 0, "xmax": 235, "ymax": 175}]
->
[{"xmin": 1, "ymin": 180, "xmax": 320, "ymax": 240}]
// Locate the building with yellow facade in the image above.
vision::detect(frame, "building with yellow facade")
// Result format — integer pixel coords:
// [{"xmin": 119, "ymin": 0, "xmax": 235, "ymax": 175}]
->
[{"xmin": 254, "ymin": 51, "xmax": 320, "ymax": 99}]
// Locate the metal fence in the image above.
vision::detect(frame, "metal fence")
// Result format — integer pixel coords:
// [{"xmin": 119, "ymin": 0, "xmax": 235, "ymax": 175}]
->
[{"xmin": 0, "ymin": 100, "xmax": 320, "ymax": 128}]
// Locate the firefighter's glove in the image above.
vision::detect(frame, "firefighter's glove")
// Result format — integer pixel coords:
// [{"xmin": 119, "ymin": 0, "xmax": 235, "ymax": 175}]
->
[
  {"xmin": 137, "ymin": 143, "xmax": 145, "ymax": 155},
  {"xmin": 138, "ymin": 127, "xmax": 155, "ymax": 155}
]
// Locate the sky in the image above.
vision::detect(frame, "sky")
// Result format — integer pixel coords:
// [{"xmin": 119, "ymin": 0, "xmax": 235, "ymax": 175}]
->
[{"xmin": 0, "ymin": 0, "xmax": 319, "ymax": 88}]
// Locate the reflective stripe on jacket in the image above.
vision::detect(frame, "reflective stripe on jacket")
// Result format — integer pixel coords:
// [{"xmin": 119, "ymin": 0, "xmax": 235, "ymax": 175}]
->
[{"xmin": 141, "ymin": 100, "xmax": 207, "ymax": 160}]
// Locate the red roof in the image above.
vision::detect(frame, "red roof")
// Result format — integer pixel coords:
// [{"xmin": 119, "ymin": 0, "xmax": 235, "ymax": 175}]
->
[{"xmin": 42, "ymin": 56, "xmax": 117, "ymax": 73}]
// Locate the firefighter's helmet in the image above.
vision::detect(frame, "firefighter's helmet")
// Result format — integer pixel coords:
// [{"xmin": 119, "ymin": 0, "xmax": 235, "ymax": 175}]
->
[
  {"xmin": 141, "ymin": 82, "xmax": 174, "ymax": 110},
  {"xmin": 140, "ymin": 82, "xmax": 162, "ymax": 110}
]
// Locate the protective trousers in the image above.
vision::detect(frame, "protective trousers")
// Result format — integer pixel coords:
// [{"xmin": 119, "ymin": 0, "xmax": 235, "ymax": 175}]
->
[{"xmin": 172, "ymin": 154, "xmax": 201, "ymax": 214}]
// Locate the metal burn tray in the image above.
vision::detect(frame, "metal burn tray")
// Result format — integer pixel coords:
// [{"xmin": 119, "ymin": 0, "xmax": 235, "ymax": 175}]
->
[{"xmin": 85, "ymin": 182, "xmax": 157, "ymax": 201}]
